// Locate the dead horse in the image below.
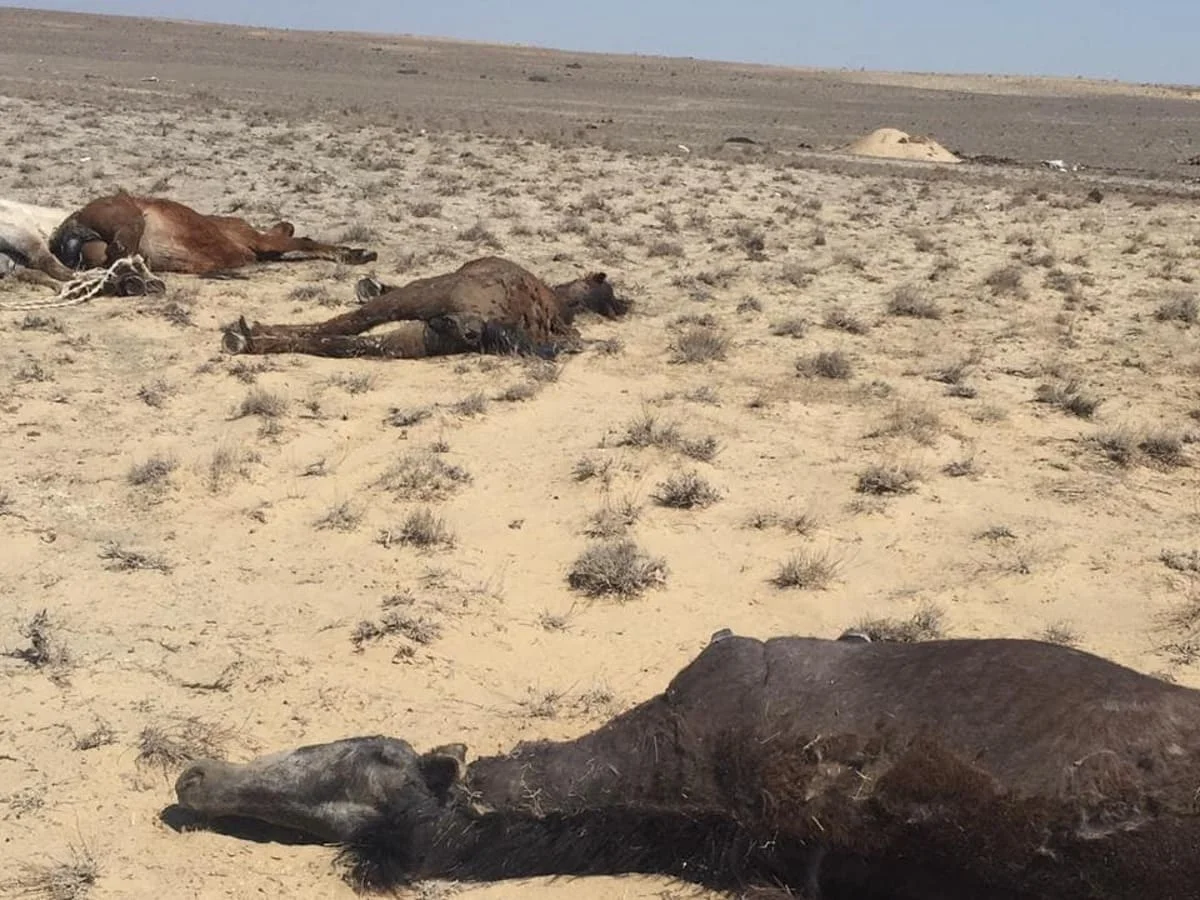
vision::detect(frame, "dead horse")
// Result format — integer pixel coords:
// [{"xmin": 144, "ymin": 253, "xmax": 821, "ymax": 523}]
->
[
  {"xmin": 172, "ymin": 632, "xmax": 1200, "ymax": 899},
  {"xmin": 49, "ymin": 192, "xmax": 376, "ymax": 275},
  {"xmin": 219, "ymin": 256, "xmax": 628, "ymax": 360}
]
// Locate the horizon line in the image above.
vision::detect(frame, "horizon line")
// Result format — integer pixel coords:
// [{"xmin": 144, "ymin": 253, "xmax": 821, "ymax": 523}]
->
[{"xmin": 9, "ymin": 4, "xmax": 1200, "ymax": 92}]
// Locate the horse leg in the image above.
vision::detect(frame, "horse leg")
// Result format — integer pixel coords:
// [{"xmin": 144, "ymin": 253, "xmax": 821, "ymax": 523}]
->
[
  {"xmin": 222, "ymin": 314, "xmax": 485, "ymax": 359},
  {"xmin": 250, "ymin": 231, "xmax": 377, "ymax": 265},
  {"xmin": 245, "ymin": 285, "xmax": 456, "ymax": 339}
]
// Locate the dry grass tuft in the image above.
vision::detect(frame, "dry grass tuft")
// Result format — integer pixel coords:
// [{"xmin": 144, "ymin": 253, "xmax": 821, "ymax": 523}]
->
[
  {"xmin": 567, "ymin": 539, "xmax": 668, "ymax": 598},
  {"xmin": 6, "ymin": 842, "xmax": 99, "ymax": 900},
  {"xmin": 584, "ymin": 496, "xmax": 641, "ymax": 538},
  {"xmin": 235, "ymin": 387, "xmax": 289, "ymax": 419},
  {"xmin": 314, "ymin": 500, "xmax": 364, "ymax": 532},
  {"xmin": 376, "ymin": 453, "xmax": 471, "ymax": 500},
  {"xmin": 135, "ymin": 717, "xmax": 233, "ymax": 774},
  {"xmin": 867, "ymin": 401, "xmax": 942, "ymax": 445},
  {"xmin": 378, "ymin": 507, "xmax": 455, "ymax": 549},
  {"xmin": 352, "ymin": 610, "xmax": 442, "ymax": 650},
  {"xmin": 652, "ymin": 471, "xmax": 722, "ymax": 509},
  {"xmin": 127, "ymin": 454, "xmax": 178, "ymax": 489},
  {"xmin": 771, "ymin": 548, "xmax": 840, "ymax": 589},
  {"xmin": 797, "ymin": 349, "xmax": 853, "ymax": 379},
  {"xmin": 851, "ymin": 603, "xmax": 946, "ymax": 642},
  {"xmin": 670, "ymin": 325, "xmax": 731, "ymax": 364},
  {"xmin": 823, "ymin": 306, "xmax": 870, "ymax": 334},
  {"xmin": 99, "ymin": 543, "xmax": 172, "ymax": 574},
  {"xmin": 887, "ymin": 283, "xmax": 942, "ymax": 319},
  {"xmin": 1034, "ymin": 380, "xmax": 1102, "ymax": 419},
  {"xmin": 856, "ymin": 463, "xmax": 920, "ymax": 495},
  {"xmin": 7, "ymin": 609, "xmax": 71, "ymax": 671}
]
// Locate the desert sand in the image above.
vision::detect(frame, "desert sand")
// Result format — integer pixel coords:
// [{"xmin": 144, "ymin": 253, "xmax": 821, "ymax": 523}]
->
[{"xmin": 3, "ymin": 8, "xmax": 1200, "ymax": 900}]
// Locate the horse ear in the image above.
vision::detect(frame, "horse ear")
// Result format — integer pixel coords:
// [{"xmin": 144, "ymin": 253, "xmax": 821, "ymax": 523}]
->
[
  {"xmin": 587, "ymin": 272, "xmax": 607, "ymax": 284},
  {"xmin": 418, "ymin": 744, "xmax": 467, "ymax": 799}
]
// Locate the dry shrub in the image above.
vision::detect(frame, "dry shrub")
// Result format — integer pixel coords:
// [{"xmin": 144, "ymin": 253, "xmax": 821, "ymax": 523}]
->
[
  {"xmin": 378, "ymin": 507, "xmax": 455, "ymax": 549},
  {"xmin": 856, "ymin": 463, "xmax": 920, "ymax": 495},
  {"xmin": 1155, "ymin": 291, "xmax": 1198, "ymax": 325},
  {"xmin": 770, "ymin": 318, "xmax": 808, "ymax": 338},
  {"xmin": 671, "ymin": 325, "xmax": 731, "ymax": 364},
  {"xmin": 314, "ymin": 500, "xmax": 363, "ymax": 532},
  {"xmin": 127, "ymin": 454, "xmax": 178, "ymax": 488},
  {"xmin": 823, "ymin": 306, "xmax": 870, "ymax": 334},
  {"xmin": 887, "ymin": 283, "xmax": 942, "ymax": 319},
  {"xmin": 984, "ymin": 263, "xmax": 1026, "ymax": 296},
  {"xmin": 867, "ymin": 401, "xmax": 942, "ymax": 445},
  {"xmin": 352, "ymin": 611, "xmax": 441, "ymax": 649},
  {"xmin": 652, "ymin": 471, "xmax": 722, "ymax": 509},
  {"xmin": 584, "ymin": 496, "xmax": 641, "ymax": 538},
  {"xmin": 851, "ymin": 604, "xmax": 945, "ymax": 642},
  {"xmin": 567, "ymin": 539, "xmax": 667, "ymax": 598},
  {"xmin": 7, "ymin": 609, "xmax": 70, "ymax": 671},
  {"xmin": 136, "ymin": 717, "xmax": 233, "ymax": 774},
  {"xmin": 771, "ymin": 548, "xmax": 840, "ymax": 589},
  {"xmin": 235, "ymin": 387, "xmax": 288, "ymax": 419},
  {"xmin": 376, "ymin": 453, "xmax": 471, "ymax": 500},
  {"xmin": 797, "ymin": 349, "xmax": 853, "ymax": 379},
  {"xmin": 6, "ymin": 842, "xmax": 99, "ymax": 900},
  {"xmin": 1034, "ymin": 380, "xmax": 1102, "ymax": 419}
]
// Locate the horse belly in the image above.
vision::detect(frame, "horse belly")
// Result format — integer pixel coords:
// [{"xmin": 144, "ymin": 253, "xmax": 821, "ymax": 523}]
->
[{"xmin": 140, "ymin": 207, "xmax": 254, "ymax": 273}]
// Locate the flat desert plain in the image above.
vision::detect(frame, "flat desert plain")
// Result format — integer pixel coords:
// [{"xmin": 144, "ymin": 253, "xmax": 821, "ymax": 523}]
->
[{"xmin": 3, "ymin": 8, "xmax": 1200, "ymax": 900}]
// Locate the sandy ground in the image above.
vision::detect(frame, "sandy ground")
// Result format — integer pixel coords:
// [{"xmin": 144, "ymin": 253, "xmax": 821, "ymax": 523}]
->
[{"xmin": 4, "ymin": 10, "xmax": 1200, "ymax": 900}]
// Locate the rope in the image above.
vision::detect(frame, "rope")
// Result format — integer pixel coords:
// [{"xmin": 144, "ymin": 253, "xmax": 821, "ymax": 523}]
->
[{"xmin": 0, "ymin": 255, "xmax": 162, "ymax": 311}]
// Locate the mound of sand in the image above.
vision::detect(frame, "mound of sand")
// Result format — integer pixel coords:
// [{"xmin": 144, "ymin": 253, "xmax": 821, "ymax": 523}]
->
[{"xmin": 846, "ymin": 127, "xmax": 961, "ymax": 163}]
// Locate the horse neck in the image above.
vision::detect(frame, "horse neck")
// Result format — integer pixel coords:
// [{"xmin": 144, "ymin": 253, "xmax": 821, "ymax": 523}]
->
[{"xmin": 414, "ymin": 803, "xmax": 775, "ymax": 890}]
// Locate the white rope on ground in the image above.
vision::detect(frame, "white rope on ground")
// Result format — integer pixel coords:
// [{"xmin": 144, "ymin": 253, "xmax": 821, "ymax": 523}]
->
[{"xmin": 0, "ymin": 255, "xmax": 161, "ymax": 311}]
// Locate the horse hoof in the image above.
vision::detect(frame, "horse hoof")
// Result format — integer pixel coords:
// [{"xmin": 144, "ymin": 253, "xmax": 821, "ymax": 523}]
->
[
  {"xmin": 145, "ymin": 277, "xmax": 167, "ymax": 295},
  {"xmin": 355, "ymin": 276, "xmax": 384, "ymax": 303},
  {"xmin": 222, "ymin": 329, "xmax": 248, "ymax": 354},
  {"xmin": 117, "ymin": 274, "xmax": 147, "ymax": 297},
  {"xmin": 343, "ymin": 249, "xmax": 378, "ymax": 265},
  {"xmin": 837, "ymin": 630, "xmax": 872, "ymax": 644}
]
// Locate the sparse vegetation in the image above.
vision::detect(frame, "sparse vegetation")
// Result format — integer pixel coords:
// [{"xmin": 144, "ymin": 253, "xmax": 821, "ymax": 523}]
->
[
  {"xmin": 136, "ymin": 718, "xmax": 233, "ymax": 773},
  {"xmin": 856, "ymin": 463, "xmax": 920, "ymax": 495},
  {"xmin": 378, "ymin": 507, "xmax": 455, "ymax": 549},
  {"xmin": 127, "ymin": 453, "xmax": 178, "ymax": 489},
  {"xmin": 867, "ymin": 401, "xmax": 942, "ymax": 445},
  {"xmin": 100, "ymin": 543, "xmax": 172, "ymax": 574},
  {"xmin": 584, "ymin": 496, "xmax": 641, "ymax": 538},
  {"xmin": 352, "ymin": 610, "xmax": 442, "ymax": 650},
  {"xmin": 7, "ymin": 609, "xmax": 70, "ymax": 671},
  {"xmin": 7, "ymin": 842, "xmax": 99, "ymax": 900},
  {"xmin": 797, "ymin": 349, "xmax": 853, "ymax": 379},
  {"xmin": 771, "ymin": 548, "xmax": 840, "ymax": 589},
  {"xmin": 1034, "ymin": 380, "xmax": 1102, "ymax": 419},
  {"xmin": 984, "ymin": 263, "xmax": 1026, "ymax": 297},
  {"xmin": 235, "ymin": 386, "xmax": 289, "ymax": 419},
  {"xmin": 314, "ymin": 500, "xmax": 363, "ymax": 532},
  {"xmin": 851, "ymin": 604, "xmax": 946, "ymax": 642},
  {"xmin": 567, "ymin": 538, "xmax": 667, "ymax": 598},
  {"xmin": 1039, "ymin": 621, "xmax": 1081, "ymax": 647},
  {"xmin": 376, "ymin": 453, "xmax": 471, "ymax": 500},
  {"xmin": 770, "ymin": 318, "xmax": 807, "ymax": 338},
  {"xmin": 887, "ymin": 284, "xmax": 942, "ymax": 319},
  {"xmin": 823, "ymin": 306, "xmax": 870, "ymax": 334},
  {"xmin": 451, "ymin": 392, "xmax": 489, "ymax": 416},
  {"xmin": 652, "ymin": 471, "xmax": 722, "ymax": 509},
  {"xmin": 670, "ymin": 325, "xmax": 731, "ymax": 364},
  {"xmin": 1154, "ymin": 291, "xmax": 1198, "ymax": 325}
]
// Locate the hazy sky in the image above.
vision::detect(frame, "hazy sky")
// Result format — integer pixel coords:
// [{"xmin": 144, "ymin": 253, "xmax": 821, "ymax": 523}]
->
[{"xmin": 14, "ymin": 0, "xmax": 1200, "ymax": 86}]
